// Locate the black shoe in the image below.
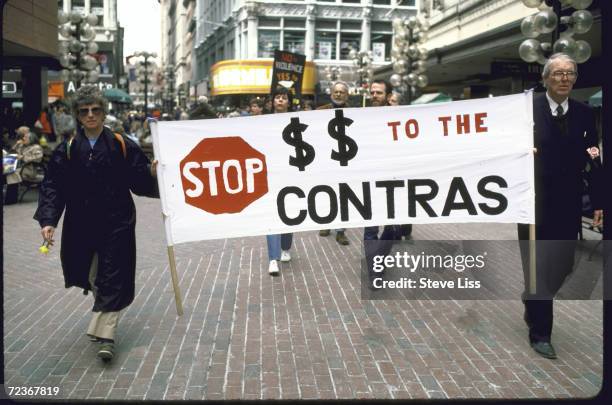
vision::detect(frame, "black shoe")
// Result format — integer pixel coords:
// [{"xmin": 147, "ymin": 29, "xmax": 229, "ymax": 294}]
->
[
  {"xmin": 319, "ymin": 229, "xmax": 330, "ymax": 237},
  {"xmin": 336, "ymin": 232, "xmax": 349, "ymax": 245},
  {"xmin": 530, "ymin": 341, "xmax": 557, "ymax": 359},
  {"xmin": 97, "ymin": 340, "xmax": 115, "ymax": 362},
  {"xmin": 367, "ymin": 270, "xmax": 384, "ymax": 291},
  {"xmin": 87, "ymin": 334, "xmax": 100, "ymax": 342}
]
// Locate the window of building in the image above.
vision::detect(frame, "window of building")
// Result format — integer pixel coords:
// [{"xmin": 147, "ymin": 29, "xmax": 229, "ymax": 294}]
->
[
  {"xmin": 259, "ymin": 17, "xmax": 281, "ymax": 28},
  {"xmin": 315, "ymin": 31, "xmax": 336, "ymax": 60},
  {"xmin": 340, "ymin": 21, "xmax": 361, "ymax": 30},
  {"xmin": 91, "ymin": 4, "xmax": 105, "ymax": 26},
  {"xmin": 283, "ymin": 31, "xmax": 305, "ymax": 54},
  {"xmin": 71, "ymin": 0, "xmax": 84, "ymax": 13},
  {"xmin": 285, "ymin": 19, "xmax": 305, "ymax": 29},
  {"xmin": 342, "ymin": 0, "xmax": 361, "ymax": 3},
  {"xmin": 371, "ymin": 21, "xmax": 392, "ymax": 61},
  {"xmin": 258, "ymin": 30, "xmax": 280, "ymax": 58},
  {"xmin": 371, "ymin": 33, "xmax": 392, "ymax": 61},
  {"xmin": 397, "ymin": 0, "xmax": 416, "ymax": 5},
  {"xmin": 373, "ymin": 0, "xmax": 391, "ymax": 4},
  {"xmin": 339, "ymin": 32, "xmax": 360, "ymax": 60}
]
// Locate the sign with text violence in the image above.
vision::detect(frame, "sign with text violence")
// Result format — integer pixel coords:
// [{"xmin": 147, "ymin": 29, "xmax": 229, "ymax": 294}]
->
[{"xmin": 152, "ymin": 92, "xmax": 534, "ymax": 245}]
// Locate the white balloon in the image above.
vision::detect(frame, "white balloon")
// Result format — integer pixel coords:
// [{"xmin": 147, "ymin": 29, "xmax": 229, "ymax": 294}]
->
[
  {"xmin": 60, "ymin": 69, "xmax": 71, "ymax": 81},
  {"xmin": 574, "ymin": 40, "xmax": 591, "ymax": 63},
  {"xmin": 87, "ymin": 42, "xmax": 99, "ymax": 54},
  {"xmin": 553, "ymin": 37, "xmax": 577, "ymax": 58},
  {"xmin": 392, "ymin": 60, "xmax": 407, "ymax": 74},
  {"xmin": 407, "ymin": 73, "xmax": 417, "ymax": 86},
  {"xmin": 416, "ymin": 74, "xmax": 428, "ymax": 88},
  {"xmin": 519, "ymin": 39, "xmax": 541, "ymax": 63},
  {"xmin": 390, "ymin": 73, "xmax": 402, "ymax": 88},
  {"xmin": 571, "ymin": 10, "xmax": 593, "ymax": 34},
  {"xmin": 570, "ymin": 0, "xmax": 593, "ymax": 10},
  {"xmin": 58, "ymin": 11, "xmax": 68, "ymax": 24},
  {"xmin": 69, "ymin": 11, "xmax": 83, "ymax": 24},
  {"xmin": 521, "ymin": 0, "xmax": 543, "ymax": 8},
  {"xmin": 86, "ymin": 14, "xmax": 98, "ymax": 26},
  {"xmin": 533, "ymin": 10, "xmax": 558, "ymax": 34},
  {"xmin": 521, "ymin": 15, "xmax": 540, "ymax": 38},
  {"xmin": 88, "ymin": 70, "xmax": 100, "ymax": 82},
  {"xmin": 407, "ymin": 16, "xmax": 418, "ymax": 29},
  {"xmin": 59, "ymin": 24, "xmax": 73, "ymax": 38},
  {"xmin": 418, "ymin": 47, "xmax": 429, "ymax": 60}
]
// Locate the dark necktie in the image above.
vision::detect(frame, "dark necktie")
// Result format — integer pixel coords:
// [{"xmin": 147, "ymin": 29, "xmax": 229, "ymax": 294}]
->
[{"xmin": 555, "ymin": 104, "xmax": 564, "ymax": 117}]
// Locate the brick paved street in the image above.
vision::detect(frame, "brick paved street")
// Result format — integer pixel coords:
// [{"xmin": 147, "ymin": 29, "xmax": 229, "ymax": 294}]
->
[{"xmin": 3, "ymin": 193, "xmax": 603, "ymax": 400}]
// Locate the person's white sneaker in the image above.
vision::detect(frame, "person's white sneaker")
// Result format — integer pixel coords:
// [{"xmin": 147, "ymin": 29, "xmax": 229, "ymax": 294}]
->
[
  {"xmin": 280, "ymin": 250, "xmax": 291, "ymax": 262},
  {"xmin": 268, "ymin": 259, "xmax": 279, "ymax": 275}
]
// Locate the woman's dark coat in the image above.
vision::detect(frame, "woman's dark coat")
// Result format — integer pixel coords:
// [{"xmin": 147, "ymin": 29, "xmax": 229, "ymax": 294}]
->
[{"xmin": 34, "ymin": 126, "xmax": 158, "ymax": 312}]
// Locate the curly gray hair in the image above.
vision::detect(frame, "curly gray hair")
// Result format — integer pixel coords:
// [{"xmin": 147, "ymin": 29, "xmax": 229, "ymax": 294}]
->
[{"xmin": 71, "ymin": 85, "xmax": 109, "ymax": 117}]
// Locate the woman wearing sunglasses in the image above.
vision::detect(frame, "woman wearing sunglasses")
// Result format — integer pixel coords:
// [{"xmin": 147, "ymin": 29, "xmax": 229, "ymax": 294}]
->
[{"xmin": 34, "ymin": 85, "xmax": 158, "ymax": 363}]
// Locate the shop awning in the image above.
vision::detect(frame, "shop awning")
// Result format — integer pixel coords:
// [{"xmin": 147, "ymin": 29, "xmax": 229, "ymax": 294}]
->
[
  {"xmin": 411, "ymin": 92, "xmax": 452, "ymax": 105},
  {"xmin": 103, "ymin": 88, "xmax": 133, "ymax": 104},
  {"xmin": 209, "ymin": 59, "xmax": 316, "ymax": 96},
  {"xmin": 589, "ymin": 90, "xmax": 602, "ymax": 107}
]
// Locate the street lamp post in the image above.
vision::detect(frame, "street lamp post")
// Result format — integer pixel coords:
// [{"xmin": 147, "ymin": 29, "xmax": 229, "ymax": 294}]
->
[
  {"xmin": 134, "ymin": 51, "xmax": 157, "ymax": 117},
  {"xmin": 389, "ymin": 15, "xmax": 430, "ymax": 104},
  {"xmin": 348, "ymin": 49, "xmax": 374, "ymax": 107},
  {"xmin": 58, "ymin": 10, "xmax": 100, "ymax": 89},
  {"xmin": 164, "ymin": 66, "xmax": 176, "ymax": 115},
  {"xmin": 519, "ymin": 0, "xmax": 594, "ymax": 65}
]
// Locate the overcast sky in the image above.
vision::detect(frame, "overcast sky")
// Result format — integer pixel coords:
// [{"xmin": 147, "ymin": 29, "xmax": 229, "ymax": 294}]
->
[{"xmin": 117, "ymin": 0, "xmax": 161, "ymax": 61}]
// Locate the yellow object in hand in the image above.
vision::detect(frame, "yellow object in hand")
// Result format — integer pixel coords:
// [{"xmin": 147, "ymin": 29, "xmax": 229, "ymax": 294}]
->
[{"xmin": 39, "ymin": 241, "xmax": 50, "ymax": 254}]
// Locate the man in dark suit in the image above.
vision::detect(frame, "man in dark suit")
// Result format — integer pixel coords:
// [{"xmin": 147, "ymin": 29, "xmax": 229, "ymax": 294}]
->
[{"xmin": 519, "ymin": 53, "xmax": 603, "ymax": 359}]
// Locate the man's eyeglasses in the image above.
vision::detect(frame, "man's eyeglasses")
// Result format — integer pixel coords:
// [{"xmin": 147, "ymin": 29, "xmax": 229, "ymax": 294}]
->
[
  {"xmin": 78, "ymin": 107, "xmax": 103, "ymax": 117},
  {"xmin": 551, "ymin": 71, "xmax": 578, "ymax": 81}
]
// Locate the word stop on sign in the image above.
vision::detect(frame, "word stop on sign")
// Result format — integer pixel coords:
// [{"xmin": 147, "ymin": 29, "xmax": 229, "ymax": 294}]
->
[{"xmin": 179, "ymin": 137, "xmax": 269, "ymax": 214}]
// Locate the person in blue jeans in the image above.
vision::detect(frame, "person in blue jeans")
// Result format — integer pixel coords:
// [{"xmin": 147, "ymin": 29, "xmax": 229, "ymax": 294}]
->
[
  {"xmin": 267, "ymin": 86, "xmax": 295, "ymax": 275},
  {"xmin": 363, "ymin": 80, "xmax": 404, "ymax": 288}
]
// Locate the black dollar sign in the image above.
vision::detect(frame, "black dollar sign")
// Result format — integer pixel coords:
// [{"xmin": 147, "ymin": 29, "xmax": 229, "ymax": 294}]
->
[
  {"xmin": 282, "ymin": 117, "xmax": 315, "ymax": 171},
  {"xmin": 328, "ymin": 109, "xmax": 357, "ymax": 166}
]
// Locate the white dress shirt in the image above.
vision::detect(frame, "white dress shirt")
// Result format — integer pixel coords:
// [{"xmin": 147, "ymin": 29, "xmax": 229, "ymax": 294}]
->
[{"xmin": 545, "ymin": 92, "xmax": 569, "ymax": 116}]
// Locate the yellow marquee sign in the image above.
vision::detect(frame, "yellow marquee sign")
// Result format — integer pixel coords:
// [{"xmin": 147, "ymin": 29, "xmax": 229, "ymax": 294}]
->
[{"xmin": 210, "ymin": 59, "xmax": 316, "ymax": 96}]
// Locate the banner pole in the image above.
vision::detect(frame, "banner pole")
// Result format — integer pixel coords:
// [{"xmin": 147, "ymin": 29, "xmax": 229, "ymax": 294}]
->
[
  {"xmin": 529, "ymin": 223, "xmax": 536, "ymax": 295},
  {"xmin": 167, "ymin": 245, "xmax": 184, "ymax": 316},
  {"xmin": 150, "ymin": 120, "xmax": 183, "ymax": 316}
]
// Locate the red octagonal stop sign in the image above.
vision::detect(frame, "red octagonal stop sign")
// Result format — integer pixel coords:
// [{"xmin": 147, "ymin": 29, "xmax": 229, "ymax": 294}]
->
[{"xmin": 180, "ymin": 136, "xmax": 268, "ymax": 214}]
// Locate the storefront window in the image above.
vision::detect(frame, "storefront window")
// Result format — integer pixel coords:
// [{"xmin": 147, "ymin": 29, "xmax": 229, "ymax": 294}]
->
[
  {"xmin": 315, "ymin": 31, "xmax": 336, "ymax": 59},
  {"xmin": 283, "ymin": 31, "xmax": 305, "ymax": 54},
  {"xmin": 339, "ymin": 33, "xmax": 360, "ymax": 60},
  {"xmin": 371, "ymin": 33, "xmax": 392, "ymax": 61},
  {"xmin": 258, "ymin": 30, "xmax": 280, "ymax": 58}
]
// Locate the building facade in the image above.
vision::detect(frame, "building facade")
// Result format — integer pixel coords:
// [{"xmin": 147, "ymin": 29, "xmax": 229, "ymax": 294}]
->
[
  {"xmin": 191, "ymin": 0, "xmax": 418, "ymax": 99},
  {"xmin": 2, "ymin": 0, "xmax": 59, "ymax": 125},
  {"xmin": 160, "ymin": 0, "xmax": 196, "ymax": 110}
]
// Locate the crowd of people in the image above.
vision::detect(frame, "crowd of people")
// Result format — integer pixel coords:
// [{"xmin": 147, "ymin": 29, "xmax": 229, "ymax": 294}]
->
[{"xmin": 2, "ymin": 52, "xmax": 603, "ymax": 365}]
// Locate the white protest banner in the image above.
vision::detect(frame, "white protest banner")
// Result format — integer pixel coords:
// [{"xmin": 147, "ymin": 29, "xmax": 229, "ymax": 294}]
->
[{"xmin": 152, "ymin": 91, "xmax": 534, "ymax": 245}]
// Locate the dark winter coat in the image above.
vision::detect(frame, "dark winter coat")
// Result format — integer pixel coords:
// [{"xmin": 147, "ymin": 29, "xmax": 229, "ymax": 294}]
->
[
  {"xmin": 518, "ymin": 92, "xmax": 603, "ymax": 298},
  {"xmin": 530, "ymin": 92, "xmax": 602, "ymax": 239},
  {"xmin": 34, "ymin": 126, "xmax": 159, "ymax": 312}
]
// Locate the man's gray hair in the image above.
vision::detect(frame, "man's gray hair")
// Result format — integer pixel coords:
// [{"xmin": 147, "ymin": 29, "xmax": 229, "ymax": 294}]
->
[
  {"xmin": 331, "ymin": 80, "xmax": 349, "ymax": 92},
  {"xmin": 71, "ymin": 85, "xmax": 109, "ymax": 117},
  {"xmin": 542, "ymin": 53, "xmax": 578, "ymax": 79}
]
